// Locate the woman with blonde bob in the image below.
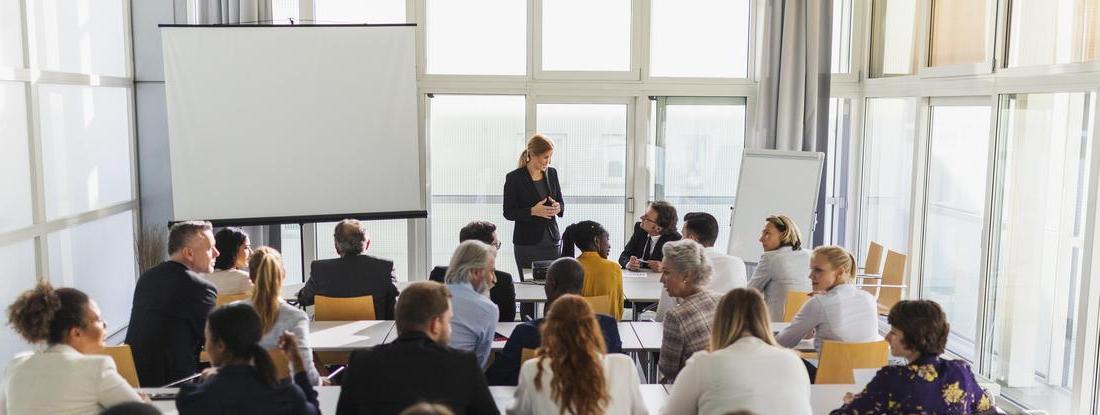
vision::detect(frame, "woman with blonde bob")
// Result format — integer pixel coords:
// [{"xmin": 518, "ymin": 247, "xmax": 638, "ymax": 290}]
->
[
  {"xmin": 240, "ymin": 246, "xmax": 320, "ymax": 385},
  {"xmin": 775, "ymin": 246, "xmax": 879, "ymax": 380},
  {"xmin": 509, "ymin": 295, "xmax": 645, "ymax": 415},
  {"xmin": 747, "ymin": 214, "xmax": 813, "ymax": 321},
  {"xmin": 662, "ymin": 288, "xmax": 811, "ymax": 415}
]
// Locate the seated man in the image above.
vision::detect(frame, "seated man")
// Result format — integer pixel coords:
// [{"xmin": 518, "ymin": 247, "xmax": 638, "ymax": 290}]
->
[
  {"xmin": 126, "ymin": 221, "xmax": 218, "ymax": 386},
  {"xmin": 336, "ymin": 281, "xmax": 498, "ymax": 415},
  {"xmin": 444, "ymin": 240, "xmax": 500, "ymax": 369},
  {"xmin": 618, "ymin": 200, "xmax": 681, "ymax": 272},
  {"xmin": 681, "ymin": 212, "xmax": 746, "ymax": 293},
  {"xmin": 485, "ymin": 257, "xmax": 623, "ymax": 386},
  {"xmin": 297, "ymin": 219, "xmax": 399, "ymax": 320},
  {"xmin": 430, "ymin": 221, "xmax": 516, "ymax": 322}
]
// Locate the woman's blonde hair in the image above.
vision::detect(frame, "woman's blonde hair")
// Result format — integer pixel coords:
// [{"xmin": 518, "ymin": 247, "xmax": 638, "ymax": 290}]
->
[
  {"xmin": 812, "ymin": 245, "xmax": 857, "ymax": 284},
  {"xmin": 248, "ymin": 246, "xmax": 285, "ymax": 334},
  {"xmin": 517, "ymin": 134, "xmax": 555, "ymax": 168},
  {"xmin": 765, "ymin": 214, "xmax": 803, "ymax": 250},
  {"xmin": 710, "ymin": 288, "xmax": 777, "ymax": 351},
  {"xmin": 535, "ymin": 295, "xmax": 609, "ymax": 415}
]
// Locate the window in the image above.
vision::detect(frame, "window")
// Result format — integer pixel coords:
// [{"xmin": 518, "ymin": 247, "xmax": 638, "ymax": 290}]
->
[
  {"xmin": 272, "ymin": 0, "xmax": 300, "ymax": 23},
  {"xmin": 651, "ymin": 97, "xmax": 746, "ymax": 253},
  {"xmin": 928, "ymin": 0, "xmax": 992, "ymax": 67},
  {"xmin": 47, "ymin": 211, "xmax": 136, "ymax": 332},
  {"xmin": 426, "ymin": 0, "xmax": 526, "ymax": 75},
  {"xmin": 315, "ymin": 219, "xmax": 409, "ymax": 280},
  {"xmin": 649, "ymin": 0, "xmax": 750, "ymax": 78},
  {"xmin": 315, "ymin": 0, "xmax": 405, "ymax": 24},
  {"xmin": 27, "ymin": 0, "xmax": 128, "ymax": 76},
  {"xmin": 0, "ymin": 240, "xmax": 36, "ymax": 363},
  {"xmin": 536, "ymin": 103, "xmax": 629, "ymax": 253},
  {"xmin": 823, "ymin": 97, "xmax": 852, "ymax": 246},
  {"xmin": 921, "ymin": 101, "xmax": 993, "ymax": 360},
  {"xmin": 0, "ymin": 82, "xmax": 32, "ymax": 233},
  {"xmin": 428, "ymin": 95, "xmax": 526, "ymax": 273},
  {"xmin": 990, "ymin": 92, "xmax": 1094, "ymax": 413},
  {"xmin": 831, "ymin": 0, "xmax": 853, "ymax": 74},
  {"xmin": 858, "ymin": 98, "xmax": 917, "ymax": 260},
  {"xmin": 541, "ymin": 0, "xmax": 631, "ymax": 72},
  {"xmin": 1006, "ymin": 0, "xmax": 1100, "ymax": 67},
  {"xmin": 0, "ymin": 0, "xmax": 23, "ymax": 68},
  {"xmin": 869, "ymin": 0, "xmax": 919, "ymax": 77},
  {"xmin": 281, "ymin": 224, "xmax": 303, "ymax": 283},
  {"xmin": 38, "ymin": 85, "xmax": 132, "ymax": 220}
]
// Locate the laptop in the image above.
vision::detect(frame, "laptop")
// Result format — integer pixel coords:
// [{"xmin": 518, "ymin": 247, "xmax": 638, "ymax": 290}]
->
[{"xmin": 530, "ymin": 260, "xmax": 554, "ymax": 282}]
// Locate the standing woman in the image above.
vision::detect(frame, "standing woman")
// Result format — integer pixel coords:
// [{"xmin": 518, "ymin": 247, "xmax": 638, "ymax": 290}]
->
[
  {"xmin": 503, "ymin": 134, "xmax": 564, "ymax": 281},
  {"xmin": 746, "ymin": 215, "xmax": 812, "ymax": 322}
]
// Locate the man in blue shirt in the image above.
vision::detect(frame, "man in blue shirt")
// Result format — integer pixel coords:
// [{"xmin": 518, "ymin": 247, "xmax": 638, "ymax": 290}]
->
[
  {"xmin": 444, "ymin": 240, "xmax": 500, "ymax": 368},
  {"xmin": 485, "ymin": 257, "xmax": 623, "ymax": 385}
]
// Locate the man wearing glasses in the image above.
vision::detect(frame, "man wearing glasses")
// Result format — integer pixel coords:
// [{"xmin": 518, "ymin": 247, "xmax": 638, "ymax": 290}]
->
[
  {"xmin": 430, "ymin": 221, "xmax": 517, "ymax": 322},
  {"xmin": 618, "ymin": 201, "xmax": 682, "ymax": 272}
]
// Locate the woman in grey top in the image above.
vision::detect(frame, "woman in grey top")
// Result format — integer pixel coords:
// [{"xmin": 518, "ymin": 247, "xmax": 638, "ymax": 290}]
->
[
  {"xmin": 241, "ymin": 246, "xmax": 320, "ymax": 385},
  {"xmin": 747, "ymin": 215, "xmax": 812, "ymax": 322}
]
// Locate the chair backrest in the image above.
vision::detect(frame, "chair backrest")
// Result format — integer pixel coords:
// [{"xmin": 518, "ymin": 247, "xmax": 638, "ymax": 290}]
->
[
  {"xmin": 582, "ymin": 295, "xmax": 612, "ymax": 316},
  {"xmin": 268, "ymin": 348, "xmax": 290, "ymax": 380},
  {"xmin": 783, "ymin": 291, "xmax": 812, "ymax": 322},
  {"xmin": 877, "ymin": 250, "xmax": 907, "ymax": 313},
  {"xmin": 97, "ymin": 344, "xmax": 140, "ymax": 387},
  {"xmin": 315, "ymin": 295, "xmax": 376, "ymax": 321},
  {"xmin": 816, "ymin": 340, "xmax": 890, "ymax": 384},
  {"xmin": 521, "ymin": 348, "xmax": 539, "ymax": 363},
  {"xmin": 216, "ymin": 292, "xmax": 251, "ymax": 307},
  {"xmin": 864, "ymin": 241, "xmax": 885, "ymax": 275}
]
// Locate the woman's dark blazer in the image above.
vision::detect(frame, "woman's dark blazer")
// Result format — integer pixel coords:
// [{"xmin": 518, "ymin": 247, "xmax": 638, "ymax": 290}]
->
[{"xmin": 503, "ymin": 167, "xmax": 564, "ymax": 245}]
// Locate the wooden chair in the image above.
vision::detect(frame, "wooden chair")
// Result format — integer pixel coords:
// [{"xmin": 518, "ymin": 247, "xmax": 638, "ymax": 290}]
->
[
  {"xmin": 783, "ymin": 291, "xmax": 812, "ymax": 322},
  {"xmin": 216, "ymin": 292, "xmax": 251, "ymax": 307},
  {"xmin": 582, "ymin": 295, "xmax": 613, "ymax": 316},
  {"xmin": 857, "ymin": 241, "xmax": 885, "ymax": 287},
  {"xmin": 269, "ymin": 348, "xmax": 290, "ymax": 380},
  {"xmin": 521, "ymin": 348, "xmax": 539, "ymax": 363},
  {"xmin": 315, "ymin": 295, "xmax": 376, "ymax": 321},
  {"xmin": 816, "ymin": 340, "xmax": 890, "ymax": 384},
  {"xmin": 96, "ymin": 345, "xmax": 140, "ymax": 387},
  {"xmin": 876, "ymin": 250, "xmax": 907, "ymax": 315}
]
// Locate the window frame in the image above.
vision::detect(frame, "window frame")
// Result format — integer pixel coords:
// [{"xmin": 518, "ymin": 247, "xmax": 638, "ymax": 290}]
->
[
  {"xmin": 643, "ymin": 0, "xmax": 761, "ymax": 83},
  {"xmin": 532, "ymin": 0, "xmax": 641, "ymax": 81}
]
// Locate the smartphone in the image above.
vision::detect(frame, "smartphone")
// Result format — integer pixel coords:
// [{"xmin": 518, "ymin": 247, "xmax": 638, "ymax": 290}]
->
[
  {"xmin": 148, "ymin": 392, "xmax": 178, "ymax": 401},
  {"xmin": 493, "ymin": 332, "xmax": 509, "ymax": 342}
]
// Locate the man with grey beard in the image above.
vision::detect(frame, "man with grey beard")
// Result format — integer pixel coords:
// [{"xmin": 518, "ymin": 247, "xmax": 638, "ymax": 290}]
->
[{"xmin": 443, "ymin": 239, "xmax": 500, "ymax": 369}]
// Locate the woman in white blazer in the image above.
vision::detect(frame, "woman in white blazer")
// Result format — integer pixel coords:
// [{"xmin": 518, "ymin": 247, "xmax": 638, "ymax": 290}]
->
[
  {"xmin": 746, "ymin": 215, "xmax": 812, "ymax": 321},
  {"xmin": 662, "ymin": 288, "xmax": 811, "ymax": 415},
  {"xmin": 1, "ymin": 283, "xmax": 142, "ymax": 415},
  {"xmin": 509, "ymin": 295, "xmax": 647, "ymax": 415}
]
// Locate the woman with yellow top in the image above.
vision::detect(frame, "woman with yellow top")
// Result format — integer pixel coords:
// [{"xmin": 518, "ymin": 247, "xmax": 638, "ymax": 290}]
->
[{"xmin": 561, "ymin": 221, "xmax": 625, "ymax": 320}]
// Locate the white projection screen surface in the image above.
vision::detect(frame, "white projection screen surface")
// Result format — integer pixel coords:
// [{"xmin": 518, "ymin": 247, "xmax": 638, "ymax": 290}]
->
[{"xmin": 161, "ymin": 25, "xmax": 423, "ymax": 223}]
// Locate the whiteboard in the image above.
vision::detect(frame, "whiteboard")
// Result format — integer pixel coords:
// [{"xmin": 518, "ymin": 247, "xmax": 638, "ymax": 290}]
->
[
  {"xmin": 727, "ymin": 149, "xmax": 824, "ymax": 263},
  {"xmin": 161, "ymin": 25, "xmax": 423, "ymax": 223}
]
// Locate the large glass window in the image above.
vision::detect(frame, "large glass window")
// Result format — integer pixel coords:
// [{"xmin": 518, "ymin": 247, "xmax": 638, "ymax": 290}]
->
[
  {"xmin": 27, "ymin": 0, "xmax": 128, "ymax": 76},
  {"xmin": 0, "ymin": 240, "xmax": 36, "ymax": 362},
  {"xmin": 869, "ymin": 0, "xmax": 919, "ymax": 77},
  {"xmin": 649, "ymin": 0, "xmax": 750, "ymax": 78},
  {"xmin": 315, "ymin": 219, "xmax": 409, "ymax": 280},
  {"xmin": 831, "ymin": 0, "xmax": 853, "ymax": 74},
  {"xmin": 536, "ymin": 103, "xmax": 628, "ymax": 253},
  {"xmin": 541, "ymin": 0, "xmax": 632, "ymax": 72},
  {"xmin": 428, "ymin": 95, "xmax": 526, "ymax": 273},
  {"xmin": 426, "ymin": 0, "xmax": 526, "ymax": 75},
  {"xmin": 858, "ymin": 98, "xmax": 917, "ymax": 259},
  {"xmin": 922, "ymin": 101, "xmax": 993, "ymax": 360},
  {"xmin": 315, "ymin": 0, "xmax": 405, "ymax": 24},
  {"xmin": 928, "ymin": 0, "xmax": 992, "ymax": 67},
  {"xmin": 823, "ymin": 97, "xmax": 853, "ymax": 246},
  {"xmin": 0, "ymin": 0, "xmax": 23, "ymax": 68},
  {"xmin": 990, "ymin": 92, "xmax": 1094, "ymax": 414},
  {"xmin": 0, "ymin": 82, "xmax": 32, "ymax": 233},
  {"xmin": 652, "ymin": 97, "xmax": 746, "ymax": 253},
  {"xmin": 46, "ymin": 211, "xmax": 136, "ymax": 333},
  {"xmin": 1006, "ymin": 0, "xmax": 1100, "ymax": 67}
]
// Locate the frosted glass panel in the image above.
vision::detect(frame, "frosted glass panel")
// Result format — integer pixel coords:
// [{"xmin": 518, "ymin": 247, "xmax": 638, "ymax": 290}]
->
[
  {"xmin": 46, "ymin": 210, "xmax": 137, "ymax": 335},
  {"xmin": 869, "ymin": 0, "xmax": 919, "ymax": 77},
  {"xmin": 929, "ymin": 0, "xmax": 991, "ymax": 67},
  {"xmin": 0, "ymin": 82, "xmax": 33, "ymax": 233},
  {"xmin": 859, "ymin": 98, "xmax": 917, "ymax": 257},
  {"xmin": 0, "ymin": 0, "xmax": 24, "ymax": 68},
  {"xmin": 649, "ymin": 0, "xmax": 749, "ymax": 77},
  {"xmin": 426, "ymin": 0, "xmax": 526, "ymax": 75},
  {"xmin": 0, "ymin": 239, "xmax": 38, "ymax": 361},
  {"xmin": 542, "ymin": 0, "xmax": 631, "ymax": 71},
  {"xmin": 28, "ymin": 0, "xmax": 128, "ymax": 76},
  {"xmin": 38, "ymin": 85, "xmax": 132, "ymax": 220},
  {"xmin": 315, "ymin": 220, "xmax": 409, "ymax": 281},
  {"xmin": 315, "ymin": 0, "xmax": 406, "ymax": 24},
  {"xmin": 1007, "ymin": 0, "xmax": 1100, "ymax": 67}
]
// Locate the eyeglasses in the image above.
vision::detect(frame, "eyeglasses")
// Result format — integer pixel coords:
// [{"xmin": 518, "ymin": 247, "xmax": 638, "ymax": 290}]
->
[
  {"xmin": 640, "ymin": 216, "xmax": 658, "ymax": 224},
  {"xmin": 491, "ymin": 241, "xmax": 502, "ymax": 249}
]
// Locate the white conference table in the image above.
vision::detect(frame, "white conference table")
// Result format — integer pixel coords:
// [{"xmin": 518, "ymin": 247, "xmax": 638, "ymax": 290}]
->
[{"xmin": 283, "ymin": 280, "xmax": 663, "ymax": 308}]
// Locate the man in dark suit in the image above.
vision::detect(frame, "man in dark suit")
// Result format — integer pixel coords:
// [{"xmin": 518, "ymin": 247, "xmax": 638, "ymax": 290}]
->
[
  {"xmin": 485, "ymin": 257, "xmax": 622, "ymax": 386},
  {"xmin": 429, "ymin": 221, "xmax": 516, "ymax": 322},
  {"xmin": 297, "ymin": 219, "xmax": 399, "ymax": 320},
  {"xmin": 336, "ymin": 281, "xmax": 498, "ymax": 415},
  {"xmin": 125, "ymin": 221, "xmax": 218, "ymax": 387},
  {"xmin": 618, "ymin": 200, "xmax": 682, "ymax": 272}
]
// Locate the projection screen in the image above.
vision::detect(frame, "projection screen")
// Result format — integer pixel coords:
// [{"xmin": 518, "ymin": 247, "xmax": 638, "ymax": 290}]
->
[{"xmin": 161, "ymin": 25, "xmax": 423, "ymax": 224}]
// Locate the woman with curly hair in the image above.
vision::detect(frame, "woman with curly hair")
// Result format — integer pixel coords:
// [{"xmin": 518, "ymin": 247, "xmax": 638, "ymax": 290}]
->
[
  {"xmin": 509, "ymin": 295, "xmax": 645, "ymax": 415},
  {"xmin": 2, "ymin": 282, "xmax": 143, "ymax": 414}
]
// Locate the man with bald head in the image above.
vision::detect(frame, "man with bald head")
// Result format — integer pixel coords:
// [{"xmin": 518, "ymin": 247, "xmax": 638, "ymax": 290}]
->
[{"xmin": 126, "ymin": 221, "xmax": 219, "ymax": 386}]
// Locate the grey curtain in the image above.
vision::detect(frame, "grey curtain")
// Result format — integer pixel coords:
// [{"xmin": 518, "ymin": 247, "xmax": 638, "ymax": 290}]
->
[
  {"xmin": 751, "ymin": 0, "xmax": 833, "ymax": 152},
  {"xmin": 191, "ymin": 0, "xmax": 271, "ymax": 24}
]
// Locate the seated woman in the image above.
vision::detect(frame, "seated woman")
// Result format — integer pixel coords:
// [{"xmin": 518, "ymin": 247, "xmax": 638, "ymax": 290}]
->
[
  {"xmin": 241, "ymin": 247, "xmax": 320, "ymax": 385},
  {"xmin": 562, "ymin": 221, "xmax": 625, "ymax": 320},
  {"xmin": 176, "ymin": 303, "xmax": 319, "ymax": 414},
  {"xmin": 2, "ymin": 283, "xmax": 143, "ymax": 413},
  {"xmin": 658, "ymin": 240, "xmax": 722, "ymax": 383},
  {"xmin": 831, "ymin": 300, "xmax": 996, "ymax": 414},
  {"xmin": 746, "ymin": 215, "xmax": 812, "ymax": 321},
  {"xmin": 205, "ymin": 227, "xmax": 254, "ymax": 295},
  {"xmin": 509, "ymin": 295, "xmax": 645, "ymax": 414},
  {"xmin": 663, "ymin": 288, "xmax": 812, "ymax": 415}
]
